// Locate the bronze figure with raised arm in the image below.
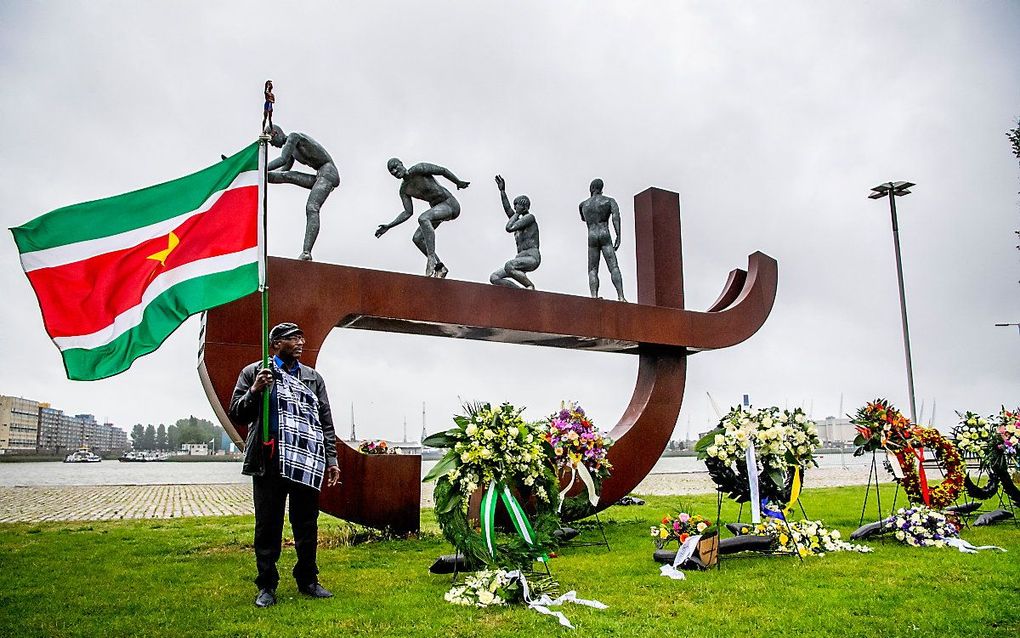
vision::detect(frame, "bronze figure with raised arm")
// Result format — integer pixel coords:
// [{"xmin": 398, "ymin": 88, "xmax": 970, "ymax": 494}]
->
[
  {"xmin": 579, "ymin": 178, "xmax": 626, "ymax": 301},
  {"xmin": 375, "ymin": 158, "xmax": 469, "ymax": 278},
  {"xmin": 489, "ymin": 175, "xmax": 540, "ymax": 289},
  {"xmin": 267, "ymin": 125, "xmax": 340, "ymax": 261}
]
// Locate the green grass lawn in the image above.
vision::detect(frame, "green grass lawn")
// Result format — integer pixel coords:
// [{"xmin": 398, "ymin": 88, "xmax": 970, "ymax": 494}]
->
[{"xmin": 1, "ymin": 486, "xmax": 1017, "ymax": 637}]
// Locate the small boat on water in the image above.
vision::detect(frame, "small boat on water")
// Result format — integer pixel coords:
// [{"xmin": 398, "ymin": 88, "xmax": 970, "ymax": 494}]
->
[
  {"xmin": 118, "ymin": 450, "xmax": 169, "ymax": 462},
  {"xmin": 64, "ymin": 449, "xmax": 102, "ymax": 463}
]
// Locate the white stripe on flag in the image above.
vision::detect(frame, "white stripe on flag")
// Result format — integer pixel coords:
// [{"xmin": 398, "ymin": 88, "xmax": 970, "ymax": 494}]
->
[
  {"xmin": 19, "ymin": 171, "xmax": 259, "ymax": 272},
  {"xmin": 52, "ymin": 247, "xmax": 258, "ymax": 351}
]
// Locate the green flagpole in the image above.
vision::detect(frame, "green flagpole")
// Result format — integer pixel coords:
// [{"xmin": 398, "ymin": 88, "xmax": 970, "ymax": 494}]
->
[{"xmin": 258, "ymin": 135, "xmax": 271, "ymax": 450}]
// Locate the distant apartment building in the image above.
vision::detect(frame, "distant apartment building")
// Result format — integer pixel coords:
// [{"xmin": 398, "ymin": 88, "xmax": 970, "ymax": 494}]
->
[
  {"xmin": 37, "ymin": 407, "xmax": 128, "ymax": 454},
  {"xmin": 0, "ymin": 396, "xmax": 41, "ymax": 454},
  {"xmin": 101, "ymin": 421, "xmax": 129, "ymax": 452},
  {"xmin": 37, "ymin": 406, "xmax": 81, "ymax": 453},
  {"xmin": 76, "ymin": 413, "xmax": 100, "ymax": 450},
  {"xmin": 78, "ymin": 415, "xmax": 128, "ymax": 453}
]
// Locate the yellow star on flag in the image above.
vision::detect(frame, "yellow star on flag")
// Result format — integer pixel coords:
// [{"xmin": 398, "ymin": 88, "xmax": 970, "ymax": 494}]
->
[{"xmin": 146, "ymin": 231, "xmax": 180, "ymax": 266}]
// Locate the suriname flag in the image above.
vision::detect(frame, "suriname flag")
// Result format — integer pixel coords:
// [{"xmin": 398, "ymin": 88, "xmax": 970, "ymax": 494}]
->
[{"xmin": 10, "ymin": 142, "xmax": 263, "ymax": 381}]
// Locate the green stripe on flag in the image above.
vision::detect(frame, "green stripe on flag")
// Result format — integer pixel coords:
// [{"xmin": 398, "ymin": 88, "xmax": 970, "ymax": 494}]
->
[
  {"xmin": 60, "ymin": 262, "xmax": 258, "ymax": 380},
  {"xmin": 11, "ymin": 143, "xmax": 259, "ymax": 253}
]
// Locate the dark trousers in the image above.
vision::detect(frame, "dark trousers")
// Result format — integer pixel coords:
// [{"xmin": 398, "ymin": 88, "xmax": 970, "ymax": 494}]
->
[{"xmin": 252, "ymin": 467, "xmax": 321, "ymax": 590}]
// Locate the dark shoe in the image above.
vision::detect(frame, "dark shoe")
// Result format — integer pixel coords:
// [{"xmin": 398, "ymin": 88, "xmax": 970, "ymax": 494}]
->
[
  {"xmin": 298, "ymin": 582, "xmax": 333, "ymax": 598},
  {"xmin": 254, "ymin": 588, "xmax": 277, "ymax": 608}
]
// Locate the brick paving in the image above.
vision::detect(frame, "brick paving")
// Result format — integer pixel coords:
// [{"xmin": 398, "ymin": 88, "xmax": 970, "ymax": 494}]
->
[{"xmin": 0, "ymin": 484, "xmax": 253, "ymax": 522}]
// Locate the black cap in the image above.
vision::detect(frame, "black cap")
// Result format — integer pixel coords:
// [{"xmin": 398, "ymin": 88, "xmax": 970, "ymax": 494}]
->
[{"xmin": 269, "ymin": 322, "xmax": 303, "ymax": 342}]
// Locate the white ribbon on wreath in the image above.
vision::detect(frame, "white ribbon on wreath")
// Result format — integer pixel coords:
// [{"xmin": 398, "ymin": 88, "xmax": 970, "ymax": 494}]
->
[
  {"xmin": 659, "ymin": 534, "xmax": 702, "ymax": 580},
  {"xmin": 746, "ymin": 443, "xmax": 761, "ymax": 524},
  {"xmin": 505, "ymin": 570, "xmax": 607, "ymax": 629},
  {"xmin": 558, "ymin": 462, "xmax": 599, "ymax": 512},
  {"xmin": 945, "ymin": 538, "xmax": 1007, "ymax": 554}
]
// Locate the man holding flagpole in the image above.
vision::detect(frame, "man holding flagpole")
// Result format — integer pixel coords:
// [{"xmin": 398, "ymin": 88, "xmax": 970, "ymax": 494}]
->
[
  {"xmin": 11, "ymin": 138, "xmax": 338, "ymax": 607},
  {"xmin": 229, "ymin": 322, "xmax": 340, "ymax": 608}
]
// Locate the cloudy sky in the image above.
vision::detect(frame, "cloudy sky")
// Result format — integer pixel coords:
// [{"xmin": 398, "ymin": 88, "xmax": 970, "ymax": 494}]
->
[{"xmin": 1, "ymin": 1, "xmax": 1017, "ymax": 442}]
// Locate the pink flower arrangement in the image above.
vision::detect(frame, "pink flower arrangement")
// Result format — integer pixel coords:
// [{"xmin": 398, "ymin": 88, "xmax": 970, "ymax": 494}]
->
[
  {"xmin": 545, "ymin": 402, "xmax": 613, "ymax": 480},
  {"xmin": 651, "ymin": 511, "xmax": 717, "ymax": 548},
  {"xmin": 358, "ymin": 439, "xmax": 396, "ymax": 455},
  {"xmin": 993, "ymin": 408, "xmax": 1019, "ymax": 455}
]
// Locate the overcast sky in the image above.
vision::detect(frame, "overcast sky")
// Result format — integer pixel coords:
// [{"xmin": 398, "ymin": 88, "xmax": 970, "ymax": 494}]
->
[{"xmin": 1, "ymin": 1, "xmax": 1017, "ymax": 443}]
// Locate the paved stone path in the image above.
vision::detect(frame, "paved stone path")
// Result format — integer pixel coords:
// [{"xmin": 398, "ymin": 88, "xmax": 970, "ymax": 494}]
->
[{"xmin": 0, "ymin": 484, "xmax": 253, "ymax": 522}]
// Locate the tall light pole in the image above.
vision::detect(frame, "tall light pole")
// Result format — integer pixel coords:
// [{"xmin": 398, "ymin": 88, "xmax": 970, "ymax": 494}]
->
[{"xmin": 869, "ymin": 181, "xmax": 918, "ymax": 423}]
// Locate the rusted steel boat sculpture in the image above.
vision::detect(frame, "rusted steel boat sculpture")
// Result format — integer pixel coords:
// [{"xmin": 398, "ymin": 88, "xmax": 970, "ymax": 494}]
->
[{"xmin": 199, "ymin": 187, "xmax": 778, "ymax": 533}]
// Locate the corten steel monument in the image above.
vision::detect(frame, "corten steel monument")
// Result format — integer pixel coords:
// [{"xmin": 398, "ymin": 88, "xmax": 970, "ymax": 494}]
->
[{"xmin": 199, "ymin": 187, "xmax": 778, "ymax": 534}]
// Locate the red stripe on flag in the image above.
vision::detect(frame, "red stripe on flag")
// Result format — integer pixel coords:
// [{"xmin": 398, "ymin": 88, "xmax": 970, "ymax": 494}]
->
[{"xmin": 27, "ymin": 186, "xmax": 258, "ymax": 338}]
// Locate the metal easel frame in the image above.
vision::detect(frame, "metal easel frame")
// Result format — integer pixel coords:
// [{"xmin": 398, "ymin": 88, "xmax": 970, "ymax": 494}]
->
[
  {"xmin": 858, "ymin": 450, "xmax": 900, "ymax": 528},
  {"xmin": 959, "ymin": 456, "xmax": 1019, "ymax": 529},
  {"xmin": 561, "ymin": 510, "xmax": 611, "ymax": 550}
]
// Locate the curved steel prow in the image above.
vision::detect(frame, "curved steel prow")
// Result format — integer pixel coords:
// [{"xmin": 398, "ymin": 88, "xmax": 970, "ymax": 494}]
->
[{"xmin": 198, "ymin": 186, "xmax": 778, "ymax": 529}]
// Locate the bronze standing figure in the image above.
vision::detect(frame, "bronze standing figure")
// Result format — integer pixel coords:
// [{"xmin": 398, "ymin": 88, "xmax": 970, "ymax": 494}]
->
[{"xmin": 580, "ymin": 178, "xmax": 626, "ymax": 301}]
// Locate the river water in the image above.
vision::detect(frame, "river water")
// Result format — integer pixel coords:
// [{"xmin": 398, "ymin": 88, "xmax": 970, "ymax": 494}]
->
[{"xmin": 0, "ymin": 453, "xmax": 868, "ymax": 487}]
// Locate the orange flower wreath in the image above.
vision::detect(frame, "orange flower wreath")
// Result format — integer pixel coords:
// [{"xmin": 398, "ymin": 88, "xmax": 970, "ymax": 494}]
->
[{"xmin": 896, "ymin": 427, "xmax": 964, "ymax": 509}]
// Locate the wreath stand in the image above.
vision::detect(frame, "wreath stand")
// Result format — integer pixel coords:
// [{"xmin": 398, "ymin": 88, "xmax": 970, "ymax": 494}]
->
[
  {"xmin": 448, "ymin": 548, "xmax": 553, "ymax": 583},
  {"xmin": 433, "ymin": 475, "xmax": 561, "ymax": 584},
  {"xmin": 961, "ymin": 454, "xmax": 987, "ymax": 510},
  {"xmin": 560, "ymin": 510, "xmax": 611, "ymax": 550},
  {"xmin": 857, "ymin": 450, "xmax": 901, "ymax": 527},
  {"xmin": 447, "ymin": 495, "xmax": 556, "ymax": 583},
  {"xmin": 962, "ymin": 458, "xmax": 1020, "ymax": 529},
  {"xmin": 714, "ymin": 488, "xmax": 804, "ymax": 570}
]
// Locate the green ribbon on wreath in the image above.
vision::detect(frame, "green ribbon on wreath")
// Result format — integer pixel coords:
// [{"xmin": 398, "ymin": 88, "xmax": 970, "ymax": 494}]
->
[{"xmin": 480, "ymin": 480, "xmax": 548, "ymax": 563}]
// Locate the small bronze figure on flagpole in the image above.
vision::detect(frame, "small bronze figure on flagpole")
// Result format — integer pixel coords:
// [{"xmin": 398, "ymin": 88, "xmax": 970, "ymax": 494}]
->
[
  {"xmin": 489, "ymin": 175, "xmax": 540, "ymax": 289},
  {"xmin": 375, "ymin": 158, "xmax": 469, "ymax": 278},
  {"xmin": 267, "ymin": 125, "xmax": 339, "ymax": 261},
  {"xmin": 262, "ymin": 80, "xmax": 275, "ymax": 133},
  {"xmin": 580, "ymin": 179, "xmax": 626, "ymax": 301}
]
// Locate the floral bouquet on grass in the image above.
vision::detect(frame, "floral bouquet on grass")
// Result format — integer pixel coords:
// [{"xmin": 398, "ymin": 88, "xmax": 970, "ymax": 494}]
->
[
  {"xmin": 851, "ymin": 398, "xmax": 915, "ymax": 455},
  {"xmin": 853, "ymin": 400, "xmax": 963, "ymax": 507},
  {"xmin": 884, "ymin": 505, "xmax": 960, "ymax": 547},
  {"xmin": 423, "ymin": 402, "xmax": 560, "ymax": 569},
  {"xmin": 740, "ymin": 519, "xmax": 872, "ymax": 557},
  {"xmin": 982, "ymin": 407, "xmax": 1020, "ymax": 507},
  {"xmin": 546, "ymin": 402, "xmax": 613, "ymax": 480},
  {"xmin": 425, "ymin": 402, "xmax": 553, "ymax": 504},
  {"xmin": 545, "ymin": 402, "xmax": 613, "ymax": 519},
  {"xmin": 651, "ymin": 511, "xmax": 717, "ymax": 550},
  {"xmin": 444, "ymin": 569, "xmax": 558, "ymax": 608},
  {"xmin": 987, "ymin": 407, "xmax": 1019, "ymax": 464},
  {"xmin": 952, "ymin": 411, "xmax": 993, "ymax": 456},
  {"xmin": 357, "ymin": 439, "xmax": 397, "ymax": 455},
  {"xmin": 695, "ymin": 405, "xmax": 820, "ymax": 504}
]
